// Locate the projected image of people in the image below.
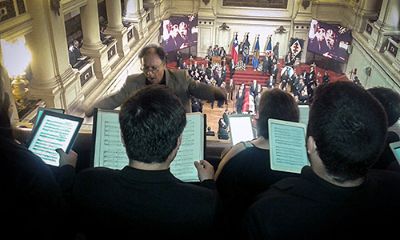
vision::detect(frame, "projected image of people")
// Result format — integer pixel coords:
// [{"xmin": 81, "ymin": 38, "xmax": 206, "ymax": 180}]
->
[
  {"xmin": 308, "ymin": 19, "xmax": 352, "ymax": 63},
  {"xmin": 161, "ymin": 15, "xmax": 198, "ymax": 52}
]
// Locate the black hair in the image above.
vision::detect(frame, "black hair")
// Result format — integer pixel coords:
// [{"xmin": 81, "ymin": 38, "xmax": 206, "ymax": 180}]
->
[
  {"xmin": 257, "ymin": 88, "xmax": 299, "ymax": 139},
  {"xmin": 119, "ymin": 85, "xmax": 186, "ymax": 163},
  {"xmin": 367, "ymin": 87, "xmax": 400, "ymax": 127},
  {"xmin": 139, "ymin": 44, "xmax": 167, "ymax": 62},
  {"xmin": 307, "ymin": 81, "xmax": 387, "ymax": 181}
]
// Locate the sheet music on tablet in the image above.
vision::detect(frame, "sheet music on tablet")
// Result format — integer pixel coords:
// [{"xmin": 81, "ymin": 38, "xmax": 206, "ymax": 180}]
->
[
  {"xmin": 28, "ymin": 111, "xmax": 83, "ymax": 166},
  {"xmin": 93, "ymin": 110, "xmax": 205, "ymax": 182},
  {"xmin": 268, "ymin": 119, "xmax": 309, "ymax": 174},
  {"xmin": 170, "ymin": 113, "xmax": 205, "ymax": 182},
  {"xmin": 228, "ymin": 114, "xmax": 256, "ymax": 145},
  {"xmin": 93, "ymin": 109, "xmax": 129, "ymax": 169},
  {"xmin": 34, "ymin": 107, "xmax": 65, "ymax": 127}
]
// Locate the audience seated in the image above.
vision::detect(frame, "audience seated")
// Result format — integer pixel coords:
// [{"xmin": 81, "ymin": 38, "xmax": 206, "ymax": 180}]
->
[
  {"xmin": 0, "ymin": 67, "xmax": 77, "ymax": 240},
  {"xmin": 72, "ymin": 85, "xmax": 220, "ymax": 239},
  {"xmin": 244, "ymin": 82, "xmax": 400, "ymax": 239},
  {"xmin": 367, "ymin": 86, "xmax": 400, "ymax": 171},
  {"xmin": 214, "ymin": 88, "xmax": 300, "ymax": 238}
]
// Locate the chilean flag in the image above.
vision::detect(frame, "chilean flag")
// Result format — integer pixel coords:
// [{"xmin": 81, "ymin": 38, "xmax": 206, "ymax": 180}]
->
[{"xmin": 231, "ymin": 33, "xmax": 239, "ymax": 65}]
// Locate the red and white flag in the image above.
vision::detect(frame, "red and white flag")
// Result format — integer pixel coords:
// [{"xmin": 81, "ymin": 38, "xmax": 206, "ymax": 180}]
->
[{"xmin": 231, "ymin": 33, "xmax": 239, "ymax": 64}]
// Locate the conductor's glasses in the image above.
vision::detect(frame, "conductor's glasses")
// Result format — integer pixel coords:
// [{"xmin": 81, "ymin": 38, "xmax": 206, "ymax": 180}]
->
[{"xmin": 141, "ymin": 63, "xmax": 164, "ymax": 74}]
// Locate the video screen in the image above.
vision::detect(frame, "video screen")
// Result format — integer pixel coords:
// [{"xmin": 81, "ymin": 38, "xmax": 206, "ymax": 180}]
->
[
  {"xmin": 161, "ymin": 15, "xmax": 198, "ymax": 52},
  {"xmin": 307, "ymin": 19, "xmax": 352, "ymax": 63}
]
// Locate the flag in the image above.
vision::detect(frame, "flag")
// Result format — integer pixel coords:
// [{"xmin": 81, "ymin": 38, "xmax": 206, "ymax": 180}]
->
[
  {"xmin": 252, "ymin": 35, "xmax": 260, "ymax": 69},
  {"xmin": 265, "ymin": 35, "xmax": 272, "ymax": 54},
  {"xmin": 231, "ymin": 33, "xmax": 239, "ymax": 65},
  {"xmin": 254, "ymin": 35, "xmax": 260, "ymax": 58},
  {"xmin": 289, "ymin": 38, "xmax": 304, "ymax": 58}
]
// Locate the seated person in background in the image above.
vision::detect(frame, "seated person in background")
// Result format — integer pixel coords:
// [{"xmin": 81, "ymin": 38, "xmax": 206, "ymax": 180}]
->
[
  {"xmin": 218, "ymin": 117, "xmax": 229, "ymax": 140},
  {"xmin": 0, "ymin": 66, "xmax": 77, "ymax": 240},
  {"xmin": 68, "ymin": 40, "xmax": 82, "ymax": 66},
  {"xmin": 72, "ymin": 85, "xmax": 219, "ymax": 239},
  {"xmin": 85, "ymin": 44, "xmax": 225, "ymax": 116},
  {"xmin": 214, "ymin": 88, "xmax": 300, "ymax": 238},
  {"xmin": 367, "ymin": 87, "xmax": 400, "ymax": 171},
  {"xmin": 245, "ymin": 82, "xmax": 400, "ymax": 239}
]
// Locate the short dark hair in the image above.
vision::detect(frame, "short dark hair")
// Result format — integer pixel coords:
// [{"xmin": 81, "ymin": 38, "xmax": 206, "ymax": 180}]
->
[
  {"xmin": 367, "ymin": 87, "xmax": 400, "ymax": 127},
  {"xmin": 257, "ymin": 88, "xmax": 299, "ymax": 139},
  {"xmin": 307, "ymin": 82, "xmax": 387, "ymax": 181},
  {"xmin": 119, "ymin": 85, "xmax": 186, "ymax": 163},
  {"xmin": 139, "ymin": 44, "xmax": 167, "ymax": 62}
]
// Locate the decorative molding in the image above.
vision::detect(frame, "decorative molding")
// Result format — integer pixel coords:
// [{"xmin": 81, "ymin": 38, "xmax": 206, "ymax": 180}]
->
[
  {"xmin": 301, "ymin": 0, "xmax": 311, "ymax": 10},
  {"xmin": 275, "ymin": 25, "xmax": 287, "ymax": 34},
  {"xmin": 219, "ymin": 22, "xmax": 230, "ymax": 31},
  {"xmin": 50, "ymin": 0, "xmax": 61, "ymax": 16},
  {"xmin": 203, "ymin": 0, "xmax": 210, "ymax": 6}
]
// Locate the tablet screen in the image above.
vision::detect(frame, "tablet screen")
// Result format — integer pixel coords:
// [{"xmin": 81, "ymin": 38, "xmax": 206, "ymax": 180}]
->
[
  {"xmin": 28, "ymin": 111, "xmax": 83, "ymax": 166},
  {"xmin": 34, "ymin": 107, "xmax": 65, "ymax": 127},
  {"xmin": 389, "ymin": 141, "xmax": 400, "ymax": 164},
  {"xmin": 228, "ymin": 114, "xmax": 255, "ymax": 145}
]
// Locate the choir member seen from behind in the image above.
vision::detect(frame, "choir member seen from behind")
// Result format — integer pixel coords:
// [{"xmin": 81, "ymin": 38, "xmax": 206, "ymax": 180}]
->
[
  {"xmin": 215, "ymin": 88, "xmax": 300, "ymax": 239},
  {"xmin": 244, "ymin": 81, "xmax": 400, "ymax": 239},
  {"xmin": 72, "ymin": 85, "xmax": 220, "ymax": 239},
  {"xmin": 0, "ymin": 63, "xmax": 78, "ymax": 240},
  {"xmin": 367, "ymin": 87, "xmax": 400, "ymax": 172}
]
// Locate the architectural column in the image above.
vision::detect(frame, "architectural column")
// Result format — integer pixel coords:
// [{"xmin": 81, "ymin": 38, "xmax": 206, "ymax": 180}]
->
[
  {"xmin": 80, "ymin": 0, "xmax": 111, "ymax": 79},
  {"xmin": 293, "ymin": 0, "xmax": 312, "ymax": 63},
  {"xmin": 198, "ymin": 0, "xmax": 216, "ymax": 57},
  {"xmin": 370, "ymin": 0, "xmax": 400, "ymax": 51},
  {"xmin": 375, "ymin": 0, "xmax": 399, "ymax": 31},
  {"xmin": 25, "ymin": 0, "xmax": 78, "ymax": 109},
  {"xmin": 353, "ymin": 0, "xmax": 379, "ymax": 32},
  {"xmin": 123, "ymin": 0, "xmax": 147, "ymax": 38},
  {"xmin": 105, "ymin": 0, "xmax": 130, "ymax": 57}
]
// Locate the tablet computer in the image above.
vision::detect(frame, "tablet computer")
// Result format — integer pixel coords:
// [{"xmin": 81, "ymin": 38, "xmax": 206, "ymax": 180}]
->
[
  {"xmin": 228, "ymin": 114, "xmax": 256, "ymax": 145},
  {"xmin": 268, "ymin": 118, "xmax": 308, "ymax": 174},
  {"xmin": 34, "ymin": 107, "xmax": 65, "ymax": 127},
  {"xmin": 28, "ymin": 110, "xmax": 83, "ymax": 166},
  {"xmin": 298, "ymin": 104, "xmax": 309, "ymax": 126},
  {"xmin": 389, "ymin": 141, "xmax": 400, "ymax": 164},
  {"xmin": 92, "ymin": 108, "xmax": 128, "ymax": 169}
]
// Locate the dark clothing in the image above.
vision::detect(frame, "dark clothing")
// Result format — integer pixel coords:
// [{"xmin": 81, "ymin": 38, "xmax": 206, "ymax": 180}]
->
[
  {"xmin": 1, "ymin": 136, "xmax": 74, "ymax": 240},
  {"xmin": 72, "ymin": 166, "xmax": 220, "ymax": 239},
  {"xmin": 90, "ymin": 69, "xmax": 225, "ymax": 115},
  {"xmin": 245, "ymin": 166, "xmax": 400, "ymax": 240},
  {"xmin": 216, "ymin": 145, "xmax": 297, "ymax": 239}
]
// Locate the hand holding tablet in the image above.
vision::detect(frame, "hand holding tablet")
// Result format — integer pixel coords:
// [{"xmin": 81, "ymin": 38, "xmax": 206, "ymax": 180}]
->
[{"xmin": 28, "ymin": 110, "xmax": 83, "ymax": 166}]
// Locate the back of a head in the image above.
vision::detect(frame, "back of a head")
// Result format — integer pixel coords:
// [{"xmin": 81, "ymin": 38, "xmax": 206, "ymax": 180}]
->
[
  {"xmin": 367, "ymin": 87, "xmax": 400, "ymax": 127},
  {"xmin": 257, "ymin": 88, "xmax": 299, "ymax": 139},
  {"xmin": 119, "ymin": 85, "xmax": 186, "ymax": 163},
  {"xmin": 308, "ymin": 81, "xmax": 387, "ymax": 180}
]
